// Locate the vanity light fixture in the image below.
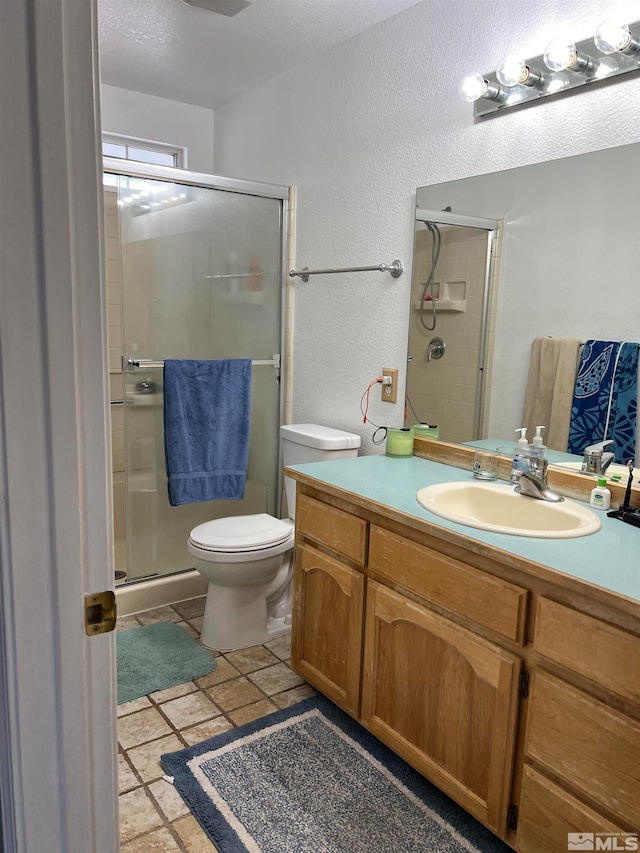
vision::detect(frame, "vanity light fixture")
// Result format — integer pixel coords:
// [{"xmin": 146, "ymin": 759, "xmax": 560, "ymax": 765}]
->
[{"xmin": 462, "ymin": 18, "xmax": 640, "ymax": 118}]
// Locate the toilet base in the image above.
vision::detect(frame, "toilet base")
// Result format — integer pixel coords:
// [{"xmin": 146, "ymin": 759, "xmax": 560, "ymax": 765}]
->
[
  {"xmin": 199, "ymin": 587, "xmax": 291, "ymax": 652},
  {"xmin": 199, "ymin": 575, "xmax": 292, "ymax": 652}
]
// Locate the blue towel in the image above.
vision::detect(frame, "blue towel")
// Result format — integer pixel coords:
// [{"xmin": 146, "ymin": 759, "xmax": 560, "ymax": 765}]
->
[
  {"xmin": 163, "ymin": 359, "xmax": 251, "ymax": 506},
  {"xmin": 568, "ymin": 340, "xmax": 639, "ymax": 464}
]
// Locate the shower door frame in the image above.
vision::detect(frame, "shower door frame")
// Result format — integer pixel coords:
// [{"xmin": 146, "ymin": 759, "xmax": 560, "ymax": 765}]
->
[
  {"xmin": 103, "ymin": 158, "xmax": 291, "ymax": 579},
  {"xmin": 412, "ymin": 208, "xmax": 499, "ymax": 441}
]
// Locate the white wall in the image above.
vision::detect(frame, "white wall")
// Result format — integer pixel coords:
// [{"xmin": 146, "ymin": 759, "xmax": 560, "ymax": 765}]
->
[
  {"xmin": 101, "ymin": 84, "xmax": 215, "ymax": 173},
  {"xmin": 212, "ymin": 0, "xmax": 640, "ymax": 453}
]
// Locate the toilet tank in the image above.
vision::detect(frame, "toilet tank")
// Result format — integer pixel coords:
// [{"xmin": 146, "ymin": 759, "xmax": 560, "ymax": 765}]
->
[{"xmin": 280, "ymin": 424, "xmax": 361, "ymax": 520}]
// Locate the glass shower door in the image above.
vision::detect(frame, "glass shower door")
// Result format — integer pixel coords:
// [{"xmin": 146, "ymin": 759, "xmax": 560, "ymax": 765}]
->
[{"xmin": 117, "ymin": 174, "xmax": 283, "ymax": 582}]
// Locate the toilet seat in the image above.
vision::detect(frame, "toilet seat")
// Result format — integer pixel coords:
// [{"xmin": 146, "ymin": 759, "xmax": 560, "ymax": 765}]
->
[{"xmin": 189, "ymin": 513, "xmax": 293, "ymax": 554}]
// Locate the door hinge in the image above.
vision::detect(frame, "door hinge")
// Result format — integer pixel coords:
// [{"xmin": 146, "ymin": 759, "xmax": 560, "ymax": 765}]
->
[
  {"xmin": 507, "ymin": 805, "xmax": 518, "ymax": 831},
  {"xmin": 84, "ymin": 591, "xmax": 117, "ymax": 636},
  {"xmin": 519, "ymin": 669, "xmax": 530, "ymax": 698}
]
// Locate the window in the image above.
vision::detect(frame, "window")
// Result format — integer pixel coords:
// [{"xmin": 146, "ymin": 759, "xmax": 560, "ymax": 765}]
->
[{"xmin": 102, "ymin": 133, "xmax": 187, "ymax": 169}]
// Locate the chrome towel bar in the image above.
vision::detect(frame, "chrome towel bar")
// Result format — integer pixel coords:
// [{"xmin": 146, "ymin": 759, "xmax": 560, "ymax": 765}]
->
[
  {"xmin": 124, "ymin": 355, "xmax": 280, "ymax": 371},
  {"xmin": 289, "ymin": 260, "xmax": 403, "ymax": 282}
]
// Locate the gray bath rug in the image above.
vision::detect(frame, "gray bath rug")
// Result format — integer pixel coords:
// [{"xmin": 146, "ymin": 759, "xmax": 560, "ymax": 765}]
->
[{"xmin": 161, "ymin": 694, "xmax": 511, "ymax": 853}]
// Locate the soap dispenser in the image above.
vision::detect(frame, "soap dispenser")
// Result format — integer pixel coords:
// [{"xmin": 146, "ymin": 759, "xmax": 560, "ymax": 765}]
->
[
  {"xmin": 530, "ymin": 426, "xmax": 547, "ymax": 458},
  {"xmin": 511, "ymin": 428, "xmax": 529, "ymax": 484}
]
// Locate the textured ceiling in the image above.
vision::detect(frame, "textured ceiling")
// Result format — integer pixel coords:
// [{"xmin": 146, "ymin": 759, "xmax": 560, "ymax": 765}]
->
[{"xmin": 97, "ymin": 0, "xmax": 425, "ymax": 109}]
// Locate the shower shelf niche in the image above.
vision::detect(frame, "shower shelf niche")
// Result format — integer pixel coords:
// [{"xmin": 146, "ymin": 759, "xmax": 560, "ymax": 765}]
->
[
  {"xmin": 413, "ymin": 300, "xmax": 466, "ymax": 313},
  {"xmin": 413, "ymin": 279, "xmax": 466, "ymax": 313}
]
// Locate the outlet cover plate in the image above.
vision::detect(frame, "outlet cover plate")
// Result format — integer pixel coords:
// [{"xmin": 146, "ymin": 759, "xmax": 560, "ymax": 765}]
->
[{"xmin": 381, "ymin": 368, "xmax": 398, "ymax": 404}]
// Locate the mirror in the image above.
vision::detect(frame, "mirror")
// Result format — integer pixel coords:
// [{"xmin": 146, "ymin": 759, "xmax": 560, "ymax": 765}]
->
[{"xmin": 410, "ymin": 142, "xmax": 640, "ymax": 467}]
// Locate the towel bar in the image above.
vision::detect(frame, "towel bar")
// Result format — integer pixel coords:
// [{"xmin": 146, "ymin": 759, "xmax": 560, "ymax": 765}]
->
[
  {"xmin": 289, "ymin": 260, "xmax": 403, "ymax": 282},
  {"xmin": 124, "ymin": 355, "xmax": 280, "ymax": 371}
]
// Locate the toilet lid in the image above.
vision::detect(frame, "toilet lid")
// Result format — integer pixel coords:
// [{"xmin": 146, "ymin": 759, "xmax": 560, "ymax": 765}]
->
[{"xmin": 189, "ymin": 513, "xmax": 293, "ymax": 553}]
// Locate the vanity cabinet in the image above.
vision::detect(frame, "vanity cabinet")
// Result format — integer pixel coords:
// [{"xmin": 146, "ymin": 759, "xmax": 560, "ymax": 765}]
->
[
  {"xmin": 288, "ymin": 475, "xmax": 640, "ymax": 850},
  {"xmin": 291, "ymin": 494, "xmax": 367, "ymax": 716},
  {"xmin": 292, "ymin": 543, "xmax": 364, "ymax": 715},
  {"xmin": 362, "ymin": 580, "xmax": 520, "ymax": 832},
  {"xmin": 515, "ymin": 598, "xmax": 640, "ymax": 852}
]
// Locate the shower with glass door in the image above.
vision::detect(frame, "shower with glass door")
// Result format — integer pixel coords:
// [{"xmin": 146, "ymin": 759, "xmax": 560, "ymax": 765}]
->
[{"xmin": 104, "ymin": 161, "xmax": 288, "ymax": 584}]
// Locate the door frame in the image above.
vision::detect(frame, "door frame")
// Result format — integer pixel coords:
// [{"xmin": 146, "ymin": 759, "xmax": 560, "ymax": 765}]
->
[{"xmin": 0, "ymin": 1, "xmax": 118, "ymax": 850}]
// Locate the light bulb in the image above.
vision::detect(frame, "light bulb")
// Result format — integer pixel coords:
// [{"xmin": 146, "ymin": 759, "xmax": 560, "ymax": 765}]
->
[
  {"xmin": 594, "ymin": 18, "xmax": 631, "ymax": 54},
  {"xmin": 496, "ymin": 58, "xmax": 527, "ymax": 87},
  {"xmin": 594, "ymin": 18, "xmax": 640, "ymax": 55},
  {"xmin": 544, "ymin": 36, "xmax": 594, "ymax": 74},
  {"xmin": 458, "ymin": 71, "xmax": 488, "ymax": 102},
  {"xmin": 497, "ymin": 57, "xmax": 544, "ymax": 89},
  {"xmin": 544, "ymin": 37, "xmax": 578, "ymax": 71}
]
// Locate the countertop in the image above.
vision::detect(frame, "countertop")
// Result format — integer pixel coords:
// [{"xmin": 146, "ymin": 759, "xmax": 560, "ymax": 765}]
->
[{"xmin": 287, "ymin": 454, "xmax": 640, "ymax": 604}]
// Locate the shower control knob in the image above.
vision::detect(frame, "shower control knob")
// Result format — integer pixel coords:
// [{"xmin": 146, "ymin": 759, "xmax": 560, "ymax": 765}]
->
[{"xmin": 427, "ymin": 337, "xmax": 446, "ymax": 361}]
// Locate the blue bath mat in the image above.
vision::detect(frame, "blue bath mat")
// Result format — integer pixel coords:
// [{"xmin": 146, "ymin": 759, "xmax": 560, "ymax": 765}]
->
[
  {"xmin": 161, "ymin": 694, "xmax": 511, "ymax": 853},
  {"xmin": 117, "ymin": 621, "xmax": 216, "ymax": 705}
]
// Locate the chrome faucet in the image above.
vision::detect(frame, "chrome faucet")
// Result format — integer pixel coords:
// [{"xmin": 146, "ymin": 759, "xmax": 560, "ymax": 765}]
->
[
  {"xmin": 582, "ymin": 440, "xmax": 615, "ymax": 476},
  {"xmin": 513, "ymin": 455, "xmax": 564, "ymax": 503}
]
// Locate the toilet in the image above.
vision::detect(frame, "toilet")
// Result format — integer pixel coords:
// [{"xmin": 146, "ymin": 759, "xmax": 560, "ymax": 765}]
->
[{"xmin": 187, "ymin": 424, "xmax": 361, "ymax": 651}]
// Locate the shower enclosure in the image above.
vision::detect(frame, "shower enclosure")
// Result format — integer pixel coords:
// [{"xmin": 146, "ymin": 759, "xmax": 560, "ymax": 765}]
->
[
  {"xmin": 405, "ymin": 209, "xmax": 500, "ymax": 443},
  {"xmin": 104, "ymin": 160, "xmax": 288, "ymax": 584}
]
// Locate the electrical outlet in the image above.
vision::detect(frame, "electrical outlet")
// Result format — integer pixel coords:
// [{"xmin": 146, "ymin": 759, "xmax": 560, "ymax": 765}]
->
[{"xmin": 381, "ymin": 368, "xmax": 398, "ymax": 404}]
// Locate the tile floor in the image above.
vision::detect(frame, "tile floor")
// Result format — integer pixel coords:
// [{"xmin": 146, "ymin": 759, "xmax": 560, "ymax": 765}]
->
[{"xmin": 117, "ymin": 597, "xmax": 315, "ymax": 852}]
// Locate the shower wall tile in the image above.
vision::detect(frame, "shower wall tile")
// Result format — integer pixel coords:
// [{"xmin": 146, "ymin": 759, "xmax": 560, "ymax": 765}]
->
[
  {"xmin": 105, "ymin": 212, "xmax": 119, "ymax": 240},
  {"xmin": 112, "ymin": 428, "xmax": 125, "ymax": 455},
  {"xmin": 104, "ymin": 187, "xmax": 117, "ymax": 214},
  {"xmin": 107, "ymin": 304, "xmax": 121, "ymax": 327},
  {"xmin": 109, "ymin": 324, "xmax": 123, "ymax": 350},
  {"xmin": 107, "ymin": 281, "xmax": 121, "ymax": 305},
  {"xmin": 105, "ymin": 236, "xmax": 120, "ymax": 260},
  {"xmin": 111, "ymin": 404, "xmax": 124, "ymax": 431},
  {"xmin": 109, "ymin": 348, "xmax": 122, "ymax": 372},
  {"xmin": 112, "ymin": 471, "xmax": 126, "ymax": 574},
  {"xmin": 106, "ymin": 258, "xmax": 122, "ymax": 285},
  {"xmin": 110, "ymin": 373, "xmax": 124, "ymax": 402}
]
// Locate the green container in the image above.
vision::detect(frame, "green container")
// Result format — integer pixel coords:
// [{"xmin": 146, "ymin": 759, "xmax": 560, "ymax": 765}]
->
[
  {"xmin": 412, "ymin": 423, "xmax": 439, "ymax": 439},
  {"xmin": 386, "ymin": 427, "xmax": 415, "ymax": 458}
]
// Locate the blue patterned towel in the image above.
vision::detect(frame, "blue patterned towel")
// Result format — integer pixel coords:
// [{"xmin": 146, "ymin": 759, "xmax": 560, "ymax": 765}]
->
[
  {"xmin": 568, "ymin": 340, "xmax": 639, "ymax": 463},
  {"xmin": 163, "ymin": 359, "xmax": 251, "ymax": 506}
]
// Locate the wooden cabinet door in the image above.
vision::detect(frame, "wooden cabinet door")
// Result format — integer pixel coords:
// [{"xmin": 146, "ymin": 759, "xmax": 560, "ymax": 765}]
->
[
  {"xmin": 525, "ymin": 669, "xmax": 640, "ymax": 827},
  {"xmin": 362, "ymin": 580, "xmax": 521, "ymax": 836},
  {"xmin": 291, "ymin": 543, "xmax": 364, "ymax": 716},
  {"xmin": 516, "ymin": 765, "xmax": 626, "ymax": 853}
]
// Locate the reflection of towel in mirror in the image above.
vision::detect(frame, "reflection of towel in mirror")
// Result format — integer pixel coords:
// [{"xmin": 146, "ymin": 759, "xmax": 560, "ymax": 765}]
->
[
  {"xmin": 522, "ymin": 337, "xmax": 582, "ymax": 452},
  {"xmin": 568, "ymin": 340, "xmax": 639, "ymax": 464},
  {"xmin": 163, "ymin": 359, "xmax": 251, "ymax": 506}
]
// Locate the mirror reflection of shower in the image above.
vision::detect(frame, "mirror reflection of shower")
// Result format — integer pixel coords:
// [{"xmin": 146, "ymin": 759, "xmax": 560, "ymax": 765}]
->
[
  {"xmin": 406, "ymin": 210, "xmax": 500, "ymax": 444},
  {"xmin": 418, "ymin": 222, "xmax": 441, "ymax": 331},
  {"xmin": 418, "ymin": 222, "xmax": 442, "ymax": 332}
]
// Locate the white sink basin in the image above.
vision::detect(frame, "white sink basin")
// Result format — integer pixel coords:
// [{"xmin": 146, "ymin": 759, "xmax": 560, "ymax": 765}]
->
[{"xmin": 416, "ymin": 481, "xmax": 601, "ymax": 538}]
